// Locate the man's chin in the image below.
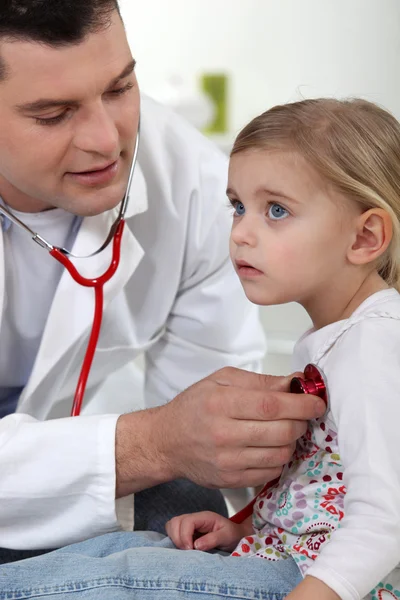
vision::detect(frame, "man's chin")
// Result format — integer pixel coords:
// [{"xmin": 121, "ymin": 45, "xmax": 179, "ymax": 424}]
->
[
  {"xmin": 64, "ymin": 184, "xmax": 127, "ymax": 217},
  {"xmin": 70, "ymin": 200, "xmax": 123, "ymax": 218}
]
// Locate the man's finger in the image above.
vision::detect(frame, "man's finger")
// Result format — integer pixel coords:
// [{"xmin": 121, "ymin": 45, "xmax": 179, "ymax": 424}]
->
[
  {"xmin": 220, "ymin": 467, "xmax": 284, "ymax": 489},
  {"xmin": 213, "ymin": 417, "xmax": 306, "ymax": 449},
  {"xmin": 227, "ymin": 444, "xmax": 297, "ymax": 471},
  {"xmin": 208, "ymin": 367, "xmax": 294, "ymax": 392},
  {"xmin": 221, "ymin": 388, "xmax": 326, "ymax": 422}
]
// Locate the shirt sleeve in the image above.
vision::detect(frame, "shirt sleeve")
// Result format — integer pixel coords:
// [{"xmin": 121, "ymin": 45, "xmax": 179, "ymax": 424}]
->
[
  {"xmin": 306, "ymin": 317, "xmax": 400, "ymax": 599},
  {"xmin": 0, "ymin": 412, "xmax": 121, "ymax": 549}
]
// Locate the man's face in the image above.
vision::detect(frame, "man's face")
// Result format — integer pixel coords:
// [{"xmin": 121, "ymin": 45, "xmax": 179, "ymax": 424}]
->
[{"xmin": 0, "ymin": 10, "xmax": 139, "ymax": 216}]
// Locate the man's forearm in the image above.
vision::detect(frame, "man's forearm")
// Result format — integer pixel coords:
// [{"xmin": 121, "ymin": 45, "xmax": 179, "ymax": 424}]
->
[{"xmin": 115, "ymin": 407, "xmax": 175, "ymax": 498}]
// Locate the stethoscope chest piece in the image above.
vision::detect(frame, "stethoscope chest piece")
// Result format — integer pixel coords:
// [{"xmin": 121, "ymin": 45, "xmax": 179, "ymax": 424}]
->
[
  {"xmin": 290, "ymin": 363, "xmax": 329, "ymax": 410},
  {"xmin": 231, "ymin": 364, "xmax": 329, "ymax": 525}
]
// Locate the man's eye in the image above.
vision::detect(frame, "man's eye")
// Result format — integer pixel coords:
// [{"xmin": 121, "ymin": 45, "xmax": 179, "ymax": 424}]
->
[
  {"xmin": 109, "ymin": 82, "xmax": 134, "ymax": 96},
  {"xmin": 35, "ymin": 113, "xmax": 68, "ymax": 126}
]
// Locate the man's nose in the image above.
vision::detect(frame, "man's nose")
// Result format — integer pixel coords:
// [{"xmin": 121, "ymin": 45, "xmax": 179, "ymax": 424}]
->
[{"xmin": 73, "ymin": 103, "xmax": 119, "ymax": 157}]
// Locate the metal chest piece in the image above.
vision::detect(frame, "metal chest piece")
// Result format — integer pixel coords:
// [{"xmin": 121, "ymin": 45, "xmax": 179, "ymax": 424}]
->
[{"xmin": 290, "ymin": 363, "xmax": 329, "ymax": 409}]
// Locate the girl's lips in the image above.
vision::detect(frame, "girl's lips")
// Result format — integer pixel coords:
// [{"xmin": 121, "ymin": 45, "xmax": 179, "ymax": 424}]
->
[
  {"xmin": 235, "ymin": 261, "xmax": 264, "ymax": 277},
  {"xmin": 67, "ymin": 159, "xmax": 119, "ymax": 187}
]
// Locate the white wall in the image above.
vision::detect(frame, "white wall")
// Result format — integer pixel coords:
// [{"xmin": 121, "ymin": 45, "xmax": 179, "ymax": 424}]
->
[
  {"xmin": 120, "ymin": 0, "xmax": 400, "ymax": 134},
  {"xmin": 119, "ymin": 0, "xmax": 400, "ymax": 374}
]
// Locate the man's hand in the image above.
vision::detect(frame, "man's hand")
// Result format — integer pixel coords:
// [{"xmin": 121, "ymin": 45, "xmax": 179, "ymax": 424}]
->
[
  {"xmin": 115, "ymin": 367, "xmax": 326, "ymax": 497},
  {"xmin": 165, "ymin": 511, "xmax": 251, "ymax": 552}
]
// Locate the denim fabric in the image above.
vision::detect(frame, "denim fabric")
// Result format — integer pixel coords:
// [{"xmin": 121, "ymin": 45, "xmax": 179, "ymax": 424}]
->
[
  {"xmin": 133, "ymin": 478, "xmax": 228, "ymax": 533},
  {"xmin": 0, "ymin": 531, "xmax": 302, "ymax": 599},
  {"xmin": 0, "ymin": 478, "xmax": 228, "ymax": 564},
  {"xmin": 0, "ymin": 387, "xmax": 22, "ymax": 418}
]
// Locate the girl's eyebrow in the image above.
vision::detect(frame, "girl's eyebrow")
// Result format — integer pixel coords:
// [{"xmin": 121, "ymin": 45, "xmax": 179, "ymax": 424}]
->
[
  {"xmin": 226, "ymin": 185, "xmax": 299, "ymax": 205},
  {"xmin": 256, "ymin": 186, "xmax": 300, "ymax": 204}
]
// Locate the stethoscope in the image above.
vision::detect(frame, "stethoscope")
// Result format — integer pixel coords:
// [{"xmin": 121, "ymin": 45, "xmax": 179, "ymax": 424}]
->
[
  {"xmin": 0, "ymin": 125, "xmax": 140, "ymax": 417},
  {"xmin": 231, "ymin": 364, "xmax": 329, "ymax": 524}
]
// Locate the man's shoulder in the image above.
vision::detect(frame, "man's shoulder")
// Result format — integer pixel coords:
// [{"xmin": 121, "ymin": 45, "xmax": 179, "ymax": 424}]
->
[
  {"xmin": 127, "ymin": 94, "xmax": 229, "ymax": 231},
  {"xmin": 139, "ymin": 94, "xmax": 227, "ymax": 165}
]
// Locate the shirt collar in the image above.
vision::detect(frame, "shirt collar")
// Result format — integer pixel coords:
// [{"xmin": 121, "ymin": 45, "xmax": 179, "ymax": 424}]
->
[
  {"xmin": 0, "ymin": 196, "xmax": 82, "ymax": 237},
  {"xmin": 0, "ymin": 198, "xmax": 12, "ymax": 232}
]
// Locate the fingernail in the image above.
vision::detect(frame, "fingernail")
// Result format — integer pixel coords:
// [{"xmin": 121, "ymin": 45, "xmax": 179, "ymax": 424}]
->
[
  {"xmin": 194, "ymin": 541, "xmax": 203, "ymax": 551},
  {"xmin": 316, "ymin": 399, "xmax": 326, "ymax": 416}
]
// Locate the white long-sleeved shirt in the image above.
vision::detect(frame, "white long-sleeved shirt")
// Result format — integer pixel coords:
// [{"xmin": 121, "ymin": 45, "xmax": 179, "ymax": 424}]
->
[
  {"xmin": 233, "ymin": 288, "xmax": 400, "ymax": 600},
  {"xmin": 301, "ymin": 288, "xmax": 400, "ymax": 599},
  {"xmin": 0, "ymin": 203, "xmax": 79, "ymax": 417}
]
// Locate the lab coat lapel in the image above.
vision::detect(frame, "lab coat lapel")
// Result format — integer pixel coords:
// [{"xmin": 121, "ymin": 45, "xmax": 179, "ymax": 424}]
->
[
  {"xmin": 19, "ymin": 161, "xmax": 148, "ymax": 410},
  {"xmin": 0, "ymin": 227, "xmax": 4, "ymax": 336}
]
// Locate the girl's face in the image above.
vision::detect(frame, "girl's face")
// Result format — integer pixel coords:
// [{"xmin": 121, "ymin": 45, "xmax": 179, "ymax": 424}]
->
[{"xmin": 228, "ymin": 149, "xmax": 363, "ymax": 316}]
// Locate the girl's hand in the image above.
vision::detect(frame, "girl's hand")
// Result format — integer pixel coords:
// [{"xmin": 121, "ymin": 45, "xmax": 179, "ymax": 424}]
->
[{"xmin": 166, "ymin": 511, "xmax": 252, "ymax": 552}]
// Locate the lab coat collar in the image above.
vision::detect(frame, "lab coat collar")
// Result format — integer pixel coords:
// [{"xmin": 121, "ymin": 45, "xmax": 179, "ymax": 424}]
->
[
  {"xmin": 124, "ymin": 156, "xmax": 148, "ymax": 219},
  {"xmin": 14, "ymin": 160, "xmax": 148, "ymax": 415},
  {"xmin": 0, "ymin": 230, "xmax": 4, "ymax": 355}
]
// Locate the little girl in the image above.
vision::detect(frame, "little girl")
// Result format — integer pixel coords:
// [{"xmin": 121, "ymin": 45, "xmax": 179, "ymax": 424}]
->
[{"xmin": 166, "ymin": 98, "xmax": 400, "ymax": 600}]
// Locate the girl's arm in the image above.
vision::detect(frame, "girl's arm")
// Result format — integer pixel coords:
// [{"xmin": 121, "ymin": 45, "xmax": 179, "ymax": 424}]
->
[
  {"xmin": 299, "ymin": 317, "xmax": 400, "ymax": 599},
  {"xmin": 287, "ymin": 576, "xmax": 340, "ymax": 600}
]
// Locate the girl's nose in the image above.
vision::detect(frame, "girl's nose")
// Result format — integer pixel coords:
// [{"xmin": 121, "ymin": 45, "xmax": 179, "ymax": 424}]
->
[{"xmin": 231, "ymin": 215, "xmax": 258, "ymax": 247}]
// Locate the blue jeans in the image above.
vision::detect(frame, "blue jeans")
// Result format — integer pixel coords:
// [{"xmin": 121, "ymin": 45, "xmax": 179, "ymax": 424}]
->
[
  {"xmin": 0, "ymin": 478, "xmax": 228, "ymax": 564},
  {"xmin": 0, "ymin": 531, "xmax": 302, "ymax": 600}
]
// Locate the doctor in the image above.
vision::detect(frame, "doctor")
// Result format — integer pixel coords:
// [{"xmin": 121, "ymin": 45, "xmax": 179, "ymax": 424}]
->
[{"xmin": 0, "ymin": 0, "xmax": 325, "ymax": 564}]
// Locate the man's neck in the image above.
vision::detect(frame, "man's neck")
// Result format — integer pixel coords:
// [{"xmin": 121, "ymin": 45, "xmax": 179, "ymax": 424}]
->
[{"xmin": 0, "ymin": 176, "xmax": 50, "ymax": 213}]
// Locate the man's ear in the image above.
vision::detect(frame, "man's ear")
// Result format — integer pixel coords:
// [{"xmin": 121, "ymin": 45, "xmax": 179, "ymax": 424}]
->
[{"xmin": 348, "ymin": 208, "xmax": 393, "ymax": 266}]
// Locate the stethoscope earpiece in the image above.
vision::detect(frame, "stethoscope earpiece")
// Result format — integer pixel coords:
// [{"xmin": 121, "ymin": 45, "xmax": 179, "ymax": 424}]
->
[{"xmin": 290, "ymin": 363, "xmax": 328, "ymax": 407}]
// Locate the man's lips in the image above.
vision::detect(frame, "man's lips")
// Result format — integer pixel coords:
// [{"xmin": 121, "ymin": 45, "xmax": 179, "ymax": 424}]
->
[
  {"xmin": 66, "ymin": 160, "xmax": 119, "ymax": 186},
  {"xmin": 72, "ymin": 160, "xmax": 117, "ymax": 175},
  {"xmin": 235, "ymin": 259, "xmax": 264, "ymax": 276}
]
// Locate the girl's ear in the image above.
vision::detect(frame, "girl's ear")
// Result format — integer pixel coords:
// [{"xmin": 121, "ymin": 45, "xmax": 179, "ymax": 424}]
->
[{"xmin": 348, "ymin": 208, "xmax": 393, "ymax": 266}]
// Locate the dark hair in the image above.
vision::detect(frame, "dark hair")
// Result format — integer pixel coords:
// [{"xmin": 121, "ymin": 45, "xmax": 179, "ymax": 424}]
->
[{"xmin": 0, "ymin": 0, "xmax": 121, "ymax": 80}]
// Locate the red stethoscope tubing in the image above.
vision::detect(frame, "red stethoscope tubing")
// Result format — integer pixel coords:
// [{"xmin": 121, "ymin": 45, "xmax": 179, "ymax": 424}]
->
[{"xmin": 50, "ymin": 219, "xmax": 125, "ymax": 417}]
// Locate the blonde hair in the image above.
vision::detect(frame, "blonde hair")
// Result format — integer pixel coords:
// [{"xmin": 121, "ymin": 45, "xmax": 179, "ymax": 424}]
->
[{"xmin": 231, "ymin": 98, "xmax": 400, "ymax": 291}]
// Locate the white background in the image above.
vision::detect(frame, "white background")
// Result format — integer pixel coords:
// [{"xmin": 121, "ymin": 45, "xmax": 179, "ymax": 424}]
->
[{"xmin": 118, "ymin": 0, "xmax": 400, "ymax": 373}]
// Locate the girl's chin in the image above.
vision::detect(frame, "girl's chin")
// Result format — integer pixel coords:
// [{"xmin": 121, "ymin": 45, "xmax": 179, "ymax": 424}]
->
[{"xmin": 243, "ymin": 290, "xmax": 293, "ymax": 307}]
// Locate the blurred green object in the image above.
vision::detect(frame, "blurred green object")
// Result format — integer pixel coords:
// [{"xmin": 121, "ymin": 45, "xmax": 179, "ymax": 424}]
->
[{"xmin": 201, "ymin": 73, "xmax": 228, "ymax": 134}]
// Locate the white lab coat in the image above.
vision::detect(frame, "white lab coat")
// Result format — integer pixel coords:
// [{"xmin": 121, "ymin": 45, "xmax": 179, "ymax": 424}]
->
[{"xmin": 0, "ymin": 96, "xmax": 266, "ymax": 550}]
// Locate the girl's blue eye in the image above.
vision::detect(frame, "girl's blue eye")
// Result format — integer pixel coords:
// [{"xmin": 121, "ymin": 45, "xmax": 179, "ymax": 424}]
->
[
  {"xmin": 268, "ymin": 203, "xmax": 288, "ymax": 220},
  {"xmin": 233, "ymin": 202, "xmax": 245, "ymax": 216}
]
